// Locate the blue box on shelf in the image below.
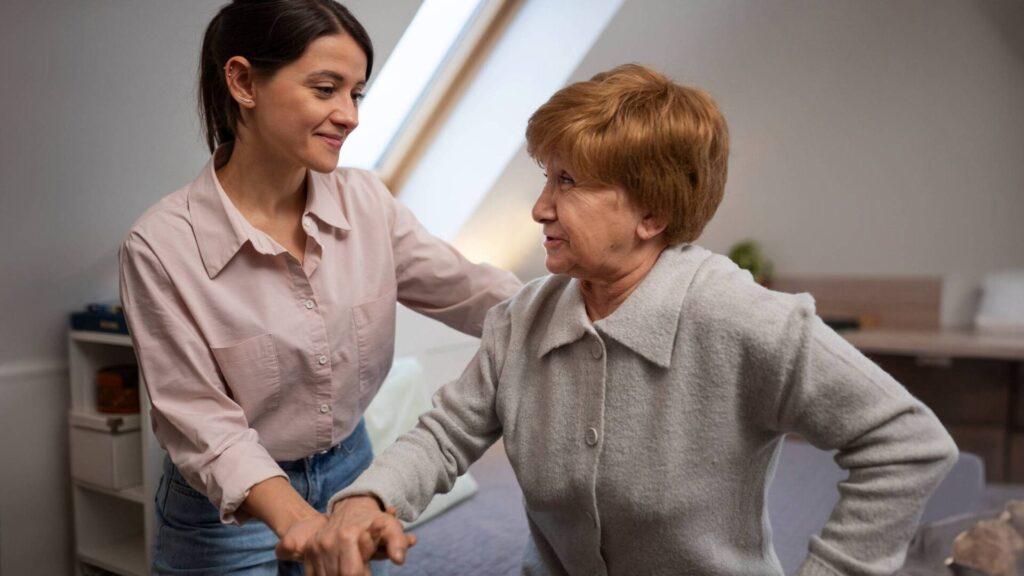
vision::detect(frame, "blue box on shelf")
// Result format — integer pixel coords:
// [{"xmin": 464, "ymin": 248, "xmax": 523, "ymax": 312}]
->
[{"xmin": 70, "ymin": 303, "xmax": 129, "ymax": 335}]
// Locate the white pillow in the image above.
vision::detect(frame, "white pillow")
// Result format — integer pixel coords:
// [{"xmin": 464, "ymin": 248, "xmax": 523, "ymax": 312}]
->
[{"xmin": 364, "ymin": 357, "xmax": 478, "ymax": 528}]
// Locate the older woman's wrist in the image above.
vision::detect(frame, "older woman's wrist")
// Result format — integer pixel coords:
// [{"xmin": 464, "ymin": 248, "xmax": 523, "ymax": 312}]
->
[{"xmin": 331, "ymin": 494, "xmax": 385, "ymax": 515}]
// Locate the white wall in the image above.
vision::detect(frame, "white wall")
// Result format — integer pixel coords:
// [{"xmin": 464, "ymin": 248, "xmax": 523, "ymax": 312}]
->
[
  {"xmin": 0, "ymin": 2, "xmax": 421, "ymax": 573},
  {"xmin": 457, "ymin": 0, "xmax": 1024, "ymax": 327}
]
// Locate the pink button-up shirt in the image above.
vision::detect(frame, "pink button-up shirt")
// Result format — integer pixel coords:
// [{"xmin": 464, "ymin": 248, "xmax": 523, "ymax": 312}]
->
[{"xmin": 119, "ymin": 151, "xmax": 521, "ymax": 523}]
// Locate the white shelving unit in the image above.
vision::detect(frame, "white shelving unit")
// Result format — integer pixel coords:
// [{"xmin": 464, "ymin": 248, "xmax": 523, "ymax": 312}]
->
[{"xmin": 68, "ymin": 331, "xmax": 164, "ymax": 576}]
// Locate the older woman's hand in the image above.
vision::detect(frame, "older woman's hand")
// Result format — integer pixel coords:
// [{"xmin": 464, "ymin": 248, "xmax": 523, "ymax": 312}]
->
[
  {"xmin": 301, "ymin": 496, "xmax": 416, "ymax": 576},
  {"xmin": 275, "ymin": 513, "xmax": 329, "ymax": 563}
]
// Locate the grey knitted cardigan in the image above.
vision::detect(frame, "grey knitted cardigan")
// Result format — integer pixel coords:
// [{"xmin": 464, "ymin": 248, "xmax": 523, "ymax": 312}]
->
[{"xmin": 333, "ymin": 244, "xmax": 958, "ymax": 575}]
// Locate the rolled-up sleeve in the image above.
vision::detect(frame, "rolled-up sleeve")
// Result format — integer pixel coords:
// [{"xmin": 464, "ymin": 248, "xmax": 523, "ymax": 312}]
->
[
  {"xmin": 119, "ymin": 233, "xmax": 286, "ymax": 524},
  {"xmin": 372, "ymin": 176, "xmax": 522, "ymax": 337}
]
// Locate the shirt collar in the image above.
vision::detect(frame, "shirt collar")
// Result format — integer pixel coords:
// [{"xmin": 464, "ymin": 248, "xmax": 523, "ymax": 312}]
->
[
  {"xmin": 305, "ymin": 170, "xmax": 351, "ymax": 232},
  {"xmin": 188, "ymin": 147, "xmax": 351, "ymax": 278},
  {"xmin": 537, "ymin": 244, "xmax": 711, "ymax": 369},
  {"xmin": 189, "ymin": 148, "xmax": 249, "ymax": 278}
]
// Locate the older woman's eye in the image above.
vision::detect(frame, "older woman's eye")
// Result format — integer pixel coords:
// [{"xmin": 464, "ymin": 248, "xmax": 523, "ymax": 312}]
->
[{"xmin": 558, "ymin": 174, "xmax": 576, "ymax": 186}]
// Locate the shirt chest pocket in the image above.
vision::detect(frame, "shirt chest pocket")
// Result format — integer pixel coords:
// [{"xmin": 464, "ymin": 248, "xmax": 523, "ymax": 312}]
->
[
  {"xmin": 211, "ymin": 333, "xmax": 282, "ymax": 421},
  {"xmin": 352, "ymin": 291, "xmax": 396, "ymax": 393}
]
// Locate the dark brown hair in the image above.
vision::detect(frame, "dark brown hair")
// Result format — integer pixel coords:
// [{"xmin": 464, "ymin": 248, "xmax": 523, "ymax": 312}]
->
[
  {"xmin": 198, "ymin": 0, "xmax": 374, "ymax": 152},
  {"xmin": 526, "ymin": 64, "xmax": 729, "ymax": 245}
]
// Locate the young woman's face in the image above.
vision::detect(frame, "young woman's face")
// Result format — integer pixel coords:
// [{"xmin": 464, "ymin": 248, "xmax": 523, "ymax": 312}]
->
[{"xmin": 248, "ymin": 33, "xmax": 367, "ymax": 173}]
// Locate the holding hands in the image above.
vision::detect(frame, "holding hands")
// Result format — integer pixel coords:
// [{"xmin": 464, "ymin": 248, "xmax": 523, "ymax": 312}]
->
[{"xmin": 277, "ymin": 495, "xmax": 417, "ymax": 576}]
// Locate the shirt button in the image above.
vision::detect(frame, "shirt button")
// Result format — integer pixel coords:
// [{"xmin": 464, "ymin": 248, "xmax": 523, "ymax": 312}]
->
[
  {"xmin": 304, "ymin": 299, "xmax": 315, "ymax": 310},
  {"xmin": 319, "ymin": 403, "xmax": 330, "ymax": 414},
  {"xmin": 303, "ymin": 217, "xmax": 315, "ymax": 230},
  {"xmin": 585, "ymin": 427, "xmax": 599, "ymax": 446},
  {"xmin": 317, "ymin": 354, "xmax": 328, "ymax": 365}
]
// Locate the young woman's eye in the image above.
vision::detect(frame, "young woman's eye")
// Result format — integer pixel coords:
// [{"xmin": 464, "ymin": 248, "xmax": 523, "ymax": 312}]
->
[
  {"xmin": 352, "ymin": 92, "xmax": 366, "ymax": 106},
  {"xmin": 314, "ymin": 85, "xmax": 336, "ymax": 97}
]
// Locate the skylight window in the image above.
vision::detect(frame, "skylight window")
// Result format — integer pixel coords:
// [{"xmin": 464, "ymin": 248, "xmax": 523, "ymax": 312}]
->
[{"xmin": 339, "ymin": 0, "xmax": 487, "ymax": 170}]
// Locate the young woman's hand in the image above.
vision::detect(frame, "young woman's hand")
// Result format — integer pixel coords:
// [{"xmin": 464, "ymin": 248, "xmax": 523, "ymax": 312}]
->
[{"xmin": 302, "ymin": 496, "xmax": 417, "ymax": 576}]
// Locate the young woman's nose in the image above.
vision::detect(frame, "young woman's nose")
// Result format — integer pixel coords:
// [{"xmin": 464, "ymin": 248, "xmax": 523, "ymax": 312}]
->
[{"xmin": 331, "ymin": 97, "xmax": 359, "ymax": 132}]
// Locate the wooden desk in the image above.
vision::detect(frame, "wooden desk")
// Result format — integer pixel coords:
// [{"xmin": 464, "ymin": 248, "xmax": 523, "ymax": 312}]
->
[{"xmin": 843, "ymin": 328, "xmax": 1024, "ymax": 362}]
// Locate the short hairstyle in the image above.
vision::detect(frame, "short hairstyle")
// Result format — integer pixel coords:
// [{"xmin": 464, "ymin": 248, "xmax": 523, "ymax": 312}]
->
[
  {"xmin": 198, "ymin": 0, "xmax": 374, "ymax": 152},
  {"xmin": 525, "ymin": 64, "xmax": 729, "ymax": 245}
]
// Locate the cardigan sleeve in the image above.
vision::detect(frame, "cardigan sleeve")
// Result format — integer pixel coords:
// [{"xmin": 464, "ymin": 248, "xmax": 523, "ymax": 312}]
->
[
  {"xmin": 326, "ymin": 303, "xmax": 511, "ymax": 520},
  {"xmin": 769, "ymin": 304, "xmax": 959, "ymax": 576}
]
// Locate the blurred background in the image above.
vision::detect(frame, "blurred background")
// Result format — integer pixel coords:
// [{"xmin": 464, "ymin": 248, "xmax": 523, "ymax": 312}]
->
[{"xmin": 1, "ymin": 1, "xmax": 1022, "ymax": 574}]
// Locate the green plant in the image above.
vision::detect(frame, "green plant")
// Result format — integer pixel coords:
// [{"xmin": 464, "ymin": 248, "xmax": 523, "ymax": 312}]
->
[{"xmin": 728, "ymin": 240, "xmax": 773, "ymax": 286}]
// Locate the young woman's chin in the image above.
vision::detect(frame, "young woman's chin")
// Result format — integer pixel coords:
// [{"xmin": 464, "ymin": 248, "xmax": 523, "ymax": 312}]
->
[{"xmin": 303, "ymin": 149, "xmax": 341, "ymax": 174}]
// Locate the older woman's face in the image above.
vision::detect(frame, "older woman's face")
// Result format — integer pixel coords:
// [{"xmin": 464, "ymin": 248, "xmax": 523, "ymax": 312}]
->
[{"xmin": 532, "ymin": 158, "xmax": 648, "ymax": 281}]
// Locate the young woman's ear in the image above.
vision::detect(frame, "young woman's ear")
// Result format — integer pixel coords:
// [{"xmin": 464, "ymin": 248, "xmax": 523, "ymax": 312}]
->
[
  {"xmin": 637, "ymin": 214, "xmax": 669, "ymax": 241},
  {"xmin": 224, "ymin": 56, "xmax": 256, "ymax": 109}
]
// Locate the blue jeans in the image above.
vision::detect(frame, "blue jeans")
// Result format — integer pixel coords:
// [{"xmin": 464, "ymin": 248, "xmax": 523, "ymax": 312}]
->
[{"xmin": 153, "ymin": 419, "xmax": 387, "ymax": 575}]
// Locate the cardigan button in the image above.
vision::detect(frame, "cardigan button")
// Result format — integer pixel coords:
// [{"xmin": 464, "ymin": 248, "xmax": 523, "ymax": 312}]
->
[
  {"xmin": 590, "ymin": 343, "xmax": 603, "ymax": 359},
  {"xmin": 585, "ymin": 427, "xmax": 599, "ymax": 446}
]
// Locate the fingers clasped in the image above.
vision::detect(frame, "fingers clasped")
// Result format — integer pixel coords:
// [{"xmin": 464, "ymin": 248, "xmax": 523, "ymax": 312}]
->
[{"xmin": 279, "ymin": 499, "xmax": 416, "ymax": 576}]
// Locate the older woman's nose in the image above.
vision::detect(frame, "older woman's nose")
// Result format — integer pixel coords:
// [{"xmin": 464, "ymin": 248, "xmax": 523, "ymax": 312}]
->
[{"xmin": 532, "ymin": 186, "xmax": 556, "ymax": 223}]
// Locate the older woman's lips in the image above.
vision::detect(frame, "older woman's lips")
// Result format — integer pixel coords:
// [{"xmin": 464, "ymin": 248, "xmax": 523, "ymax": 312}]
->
[{"xmin": 543, "ymin": 236, "xmax": 565, "ymax": 248}]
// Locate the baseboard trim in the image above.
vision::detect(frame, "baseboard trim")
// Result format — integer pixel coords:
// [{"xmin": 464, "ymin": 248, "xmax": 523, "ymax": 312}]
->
[{"xmin": 0, "ymin": 359, "xmax": 66, "ymax": 385}]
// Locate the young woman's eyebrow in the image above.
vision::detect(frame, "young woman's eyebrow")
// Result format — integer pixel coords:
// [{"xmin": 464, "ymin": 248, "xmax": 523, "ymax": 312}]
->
[
  {"xmin": 307, "ymin": 70, "xmax": 365, "ymax": 88},
  {"xmin": 308, "ymin": 70, "xmax": 344, "ymax": 82}
]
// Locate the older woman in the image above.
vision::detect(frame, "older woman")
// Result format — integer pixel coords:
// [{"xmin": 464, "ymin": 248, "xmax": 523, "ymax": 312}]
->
[{"xmin": 297, "ymin": 64, "xmax": 958, "ymax": 576}]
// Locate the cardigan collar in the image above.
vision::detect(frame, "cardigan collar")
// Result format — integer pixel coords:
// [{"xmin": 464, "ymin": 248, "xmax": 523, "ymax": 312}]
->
[
  {"xmin": 537, "ymin": 244, "xmax": 711, "ymax": 369},
  {"xmin": 188, "ymin": 146, "xmax": 351, "ymax": 278},
  {"xmin": 537, "ymin": 277, "xmax": 592, "ymax": 359}
]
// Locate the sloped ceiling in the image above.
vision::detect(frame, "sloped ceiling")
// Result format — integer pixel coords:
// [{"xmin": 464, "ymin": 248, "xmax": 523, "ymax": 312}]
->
[{"xmin": 451, "ymin": 0, "xmax": 1024, "ymax": 326}]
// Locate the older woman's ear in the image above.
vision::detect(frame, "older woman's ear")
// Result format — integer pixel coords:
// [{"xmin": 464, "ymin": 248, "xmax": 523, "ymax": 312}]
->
[{"xmin": 637, "ymin": 214, "xmax": 669, "ymax": 242}]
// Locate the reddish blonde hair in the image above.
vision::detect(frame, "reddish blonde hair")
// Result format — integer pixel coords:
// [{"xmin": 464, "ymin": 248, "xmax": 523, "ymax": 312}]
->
[{"xmin": 526, "ymin": 64, "xmax": 729, "ymax": 244}]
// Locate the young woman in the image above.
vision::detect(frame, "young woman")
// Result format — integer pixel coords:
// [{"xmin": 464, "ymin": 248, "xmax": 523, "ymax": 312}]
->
[{"xmin": 118, "ymin": 2, "xmax": 521, "ymax": 574}]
